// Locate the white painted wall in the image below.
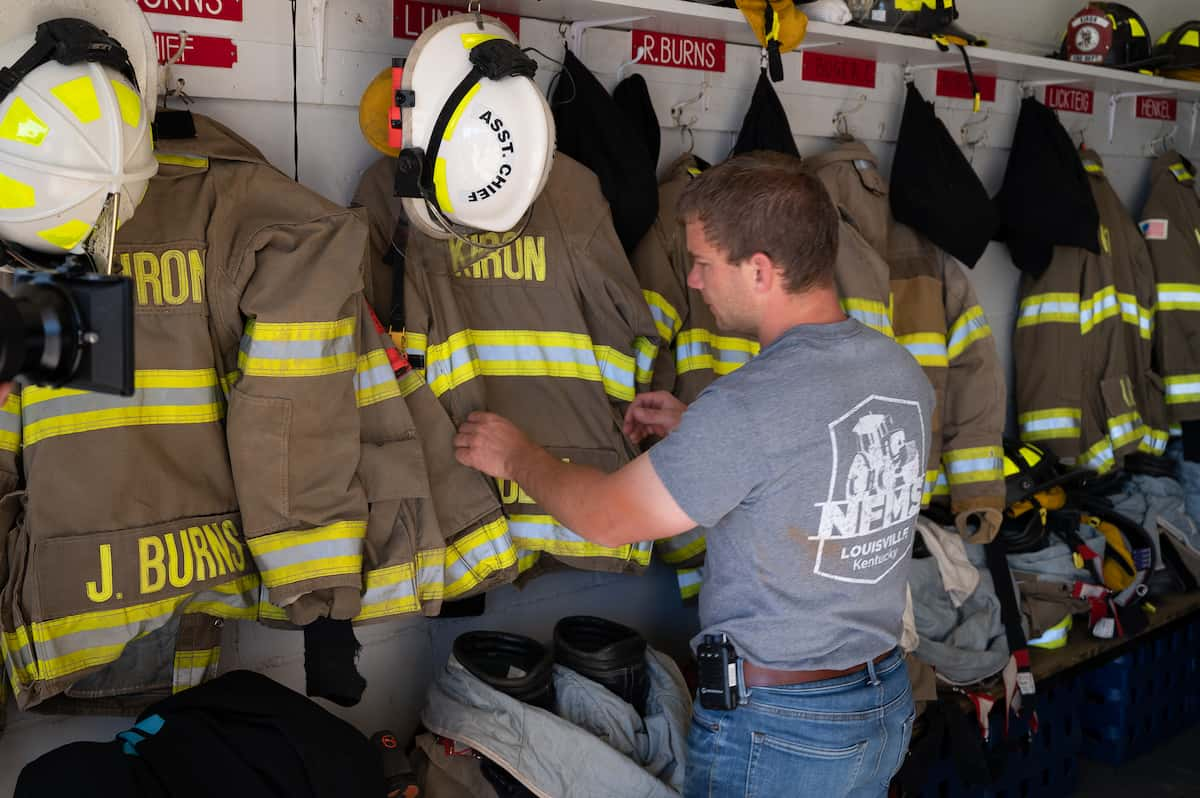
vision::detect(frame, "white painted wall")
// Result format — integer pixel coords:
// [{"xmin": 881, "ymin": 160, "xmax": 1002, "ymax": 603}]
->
[{"xmin": 3, "ymin": 0, "xmax": 1200, "ymax": 790}]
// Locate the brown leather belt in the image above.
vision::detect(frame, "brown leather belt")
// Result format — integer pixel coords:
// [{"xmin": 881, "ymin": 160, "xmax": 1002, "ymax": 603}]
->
[{"xmin": 742, "ymin": 649, "xmax": 895, "ymax": 688}]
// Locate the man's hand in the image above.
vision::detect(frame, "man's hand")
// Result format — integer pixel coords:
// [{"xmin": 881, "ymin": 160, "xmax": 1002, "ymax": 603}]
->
[
  {"xmin": 0, "ymin": 382, "xmax": 12, "ymax": 406},
  {"xmin": 454, "ymin": 411, "xmax": 541, "ymax": 480},
  {"xmin": 623, "ymin": 391, "xmax": 687, "ymax": 445}
]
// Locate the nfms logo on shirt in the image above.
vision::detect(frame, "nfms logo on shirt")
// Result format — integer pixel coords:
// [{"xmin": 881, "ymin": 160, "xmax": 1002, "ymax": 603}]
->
[{"xmin": 812, "ymin": 395, "xmax": 925, "ymax": 584}]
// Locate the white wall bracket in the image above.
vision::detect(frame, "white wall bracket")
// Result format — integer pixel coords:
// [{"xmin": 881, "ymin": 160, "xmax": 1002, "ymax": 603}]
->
[{"xmin": 1108, "ymin": 89, "xmax": 1175, "ymax": 143}]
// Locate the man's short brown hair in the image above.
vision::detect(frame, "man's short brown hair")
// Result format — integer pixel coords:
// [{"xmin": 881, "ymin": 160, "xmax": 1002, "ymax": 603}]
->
[{"xmin": 677, "ymin": 151, "xmax": 839, "ymax": 293}]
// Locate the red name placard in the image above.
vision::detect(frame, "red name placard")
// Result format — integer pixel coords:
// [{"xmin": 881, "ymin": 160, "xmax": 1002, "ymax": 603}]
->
[
  {"xmin": 935, "ymin": 69, "xmax": 997, "ymax": 103},
  {"xmin": 801, "ymin": 51, "xmax": 876, "ymax": 89},
  {"xmin": 631, "ymin": 30, "xmax": 726, "ymax": 72},
  {"xmin": 138, "ymin": 0, "xmax": 242, "ymax": 22},
  {"xmin": 1045, "ymin": 84, "xmax": 1094, "ymax": 115},
  {"xmin": 1136, "ymin": 96, "xmax": 1177, "ymax": 121},
  {"xmin": 393, "ymin": 0, "xmax": 521, "ymax": 40},
  {"xmin": 154, "ymin": 32, "xmax": 238, "ymax": 69}
]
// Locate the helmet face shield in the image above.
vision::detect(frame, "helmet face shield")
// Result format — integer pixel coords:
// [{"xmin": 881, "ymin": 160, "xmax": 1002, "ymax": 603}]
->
[{"xmin": 399, "ymin": 14, "xmax": 555, "ymax": 239}]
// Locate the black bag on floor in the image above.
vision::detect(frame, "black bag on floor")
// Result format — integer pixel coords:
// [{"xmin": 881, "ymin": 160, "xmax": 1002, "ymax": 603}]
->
[{"xmin": 15, "ymin": 670, "xmax": 385, "ymax": 798}]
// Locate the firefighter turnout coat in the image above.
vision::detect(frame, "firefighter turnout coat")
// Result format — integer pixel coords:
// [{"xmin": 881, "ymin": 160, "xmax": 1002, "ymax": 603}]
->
[
  {"xmin": 1015, "ymin": 150, "xmax": 1168, "ymax": 472},
  {"xmin": 353, "ymin": 157, "xmax": 519, "ymax": 599},
  {"xmin": 402, "ymin": 154, "xmax": 661, "ymax": 575},
  {"xmin": 805, "ymin": 141, "xmax": 1007, "ymax": 541},
  {"xmin": 1139, "ymin": 151, "xmax": 1200, "ymax": 426},
  {"xmin": 0, "ymin": 116, "xmax": 448, "ymax": 713}
]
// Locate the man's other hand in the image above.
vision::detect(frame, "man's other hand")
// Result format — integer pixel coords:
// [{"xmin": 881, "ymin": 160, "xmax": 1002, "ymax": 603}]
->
[
  {"xmin": 624, "ymin": 391, "xmax": 687, "ymax": 445},
  {"xmin": 454, "ymin": 411, "xmax": 538, "ymax": 480},
  {"xmin": 0, "ymin": 382, "xmax": 13, "ymax": 406}
]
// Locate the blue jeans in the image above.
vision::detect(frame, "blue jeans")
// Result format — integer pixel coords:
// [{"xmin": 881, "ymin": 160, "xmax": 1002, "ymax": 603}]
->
[{"xmin": 684, "ymin": 648, "xmax": 913, "ymax": 798}]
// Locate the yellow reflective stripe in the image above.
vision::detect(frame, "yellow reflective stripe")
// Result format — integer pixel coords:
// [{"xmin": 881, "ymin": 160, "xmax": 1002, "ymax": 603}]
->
[
  {"xmin": 1107, "ymin": 410, "xmax": 1146, "ymax": 450},
  {"xmin": 111, "ymin": 80, "xmax": 142, "ymax": 129},
  {"xmin": 509, "ymin": 514, "xmax": 653, "ymax": 566},
  {"xmin": 424, "ymin": 329, "xmax": 626, "ymax": 397},
  {"xmin": 0, "ymin": 171, "xmax": 35, "ymax": 210},
  {"xmin": 930, "ymin": 469, "xmax": 950, "ymax": 497},
  {"xmin": 1084, "ymin": 161, "xmax": 1104, "ymax": 174},
  {"xmin": 406, "ymin": 332, "xmax": 428, "ymax": 379},
  {"xmin": 897, "ymin": 332, "xmax": 948, "ymax": 368},
  {"xmin": 0, "ymin": 392, "xmax": 20, "ymax": 453},
  {"xmin": 173, "ymin": 645, "xmax": 221, "ymax": 694},
  {"xmin": 220, "ymin": 370, "xmax": 240, "ymax": 398},
  {"xmin": 677, "ymin": 567, "xmax": 703, "ymax": 600},
  {"xmin": 1166, "ymin": 374, "xmax": 1200, "ymax": 405},
  {"xmin": 1082, "ymin": 437, "xmax": 1116, "ymax": 473},
  {"xmin": 434, "ymin": 158, "xmax": 454, "ymax": 214},
  {"xmin": 633, "ymin": 336, "xmax": 658, "ymax": 391},
  {"xmin": 676, "ymin": 328, "xmax": 759, "ymax": 376},
  {"xmin": 0, "ymin": 97, "xmax": 49, "ymax": 146},
  {"xmin": 397, "ymin": 368, "xmax": 425, "ymax": 398},
  {"xmin": 247, "ymin": 521, "xmax": 366, "ymax": 588},
  {"xmin": 1019, "ymin": 407, "xmax": 1082, "ymax": 441},
  {"xmin": 517, "ymin": 550, "xmax": 541, "ymax": 574},
  {"xmin": 37, "ymin": 219, "xmax": 91, "ymax": 250},
  {"xmin": 643, "ymin": 290, "xmax": 683, "ymax": 342},
  {"xmin": 239, "ymin": 317, "xmax": 357, "ymax": 377},
  {"xmin": 656, "ymin": 532, "xmax": 707, "ymax": 565},
  {"xmin": 51, "ymin": 76, "xmax": 101, "ymax": 124},
  {"xmin": 595, "ymin": 344, "xmax": 638, "ymax": 401},
  {"xmin": 1140, "ymin": 427, "xmax": 1169, "ymax": 455},
  {"xmin": 3, "ymin": 575, "xmax": 259, "ymax": 689},
  {"xmin": 155, "ymin": 153, "xmax": 209, "ymax": 169},
  {"xmin": 841, "ymin": 297, "xmax": 894, "ymax": 337},
  {"xmin": 947, "ymin": 306, "xmax": 992, "ymax": 360},
  {"xmin": 354, "ymin": 348, "xmax": 402, "ymax": 408},
  {"xmin": 1157, "ymin": 283, "xmax": 1200, "ymax": 312},
  {"xmin": 443, "ymin": 517, "xmax": 518, "ymax": 599},
  {"xmin": 1017, "ymin": 292, "xmax": 1080, "ymax": 327},
  {"xmin": 22, "ymin": 369, "xmax": 223, "ymax": 446},
  {"xmin": 443, "ymin": 83, "xmax": 482, "ymax": 141},
  {"xmin": 943, "ymin": 445, "xmax": 1004, "ymax": 485}
]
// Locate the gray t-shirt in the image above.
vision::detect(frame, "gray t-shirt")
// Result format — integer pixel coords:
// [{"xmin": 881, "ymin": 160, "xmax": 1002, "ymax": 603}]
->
[{"xmin": 649, "ymin": 318, "xmax": 934, "ymax": 671}]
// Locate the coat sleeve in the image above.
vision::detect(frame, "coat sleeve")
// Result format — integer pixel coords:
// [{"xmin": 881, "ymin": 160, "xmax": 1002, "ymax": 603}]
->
[
  {"xmin": 1014, "ymin": 249, "xmax": 1086, "ymax": 462},
  {"xmin": 224, "ymin": 210, "xmax": 370, "ymax": 623},
  {"xmin": 629, "ymin": 215, "xmax": 688, "ymax": 396},
  {"xmin": 940, "ymin": 258, "xmax": 1007, "ymax": 542},
  {"xmin": 572, "ymin": 203, "xmax": 661, "ymax": 404}
]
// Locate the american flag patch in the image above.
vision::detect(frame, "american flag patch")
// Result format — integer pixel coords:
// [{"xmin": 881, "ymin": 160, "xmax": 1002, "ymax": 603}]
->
[{"xmin": 1139, "ymin": 218, "xmax": 1169, "ymax": 240}]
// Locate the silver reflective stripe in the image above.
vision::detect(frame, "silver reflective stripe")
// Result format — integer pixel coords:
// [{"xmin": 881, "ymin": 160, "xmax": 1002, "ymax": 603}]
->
[
  {"xmin": 22, "ymin": 385, "xmax": 219, "ymax": 426},
  {"xmin": 354, "ymin": 361, "xmax": 396, "ymax": 393},
  {"xmin": 241, "ymin": 335, "xmax": 355, "ymax": 361},
  {"xmin": 252, "ymin": 538, "xmax": 362, "ymax": 579}
]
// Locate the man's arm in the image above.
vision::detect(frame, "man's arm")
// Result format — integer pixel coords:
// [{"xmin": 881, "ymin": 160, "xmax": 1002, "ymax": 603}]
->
[{"xmin": 454, "ymin": 412, "xmax": 696, "ymax": 547}]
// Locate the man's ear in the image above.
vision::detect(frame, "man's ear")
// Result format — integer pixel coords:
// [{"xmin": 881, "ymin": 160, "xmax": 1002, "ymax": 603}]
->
[{"xmin": 749, "ymin": 252, "xmax": 775, "ymax": 294}]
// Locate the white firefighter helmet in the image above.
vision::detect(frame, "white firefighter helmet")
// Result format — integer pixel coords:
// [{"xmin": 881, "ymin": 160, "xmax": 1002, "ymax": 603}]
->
[
  {"xmin": 399, "ymin": 14, "xmax": 554, "ymax": 239},
  {"xmin": 0, "ymin": 0, "xmax": 158, "ymax": 255}
]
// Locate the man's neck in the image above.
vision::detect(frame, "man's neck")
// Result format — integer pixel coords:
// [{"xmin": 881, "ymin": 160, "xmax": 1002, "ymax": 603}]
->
[{"xmin": 757, "ymin": 283, "xmax": 847, "ymax": 347}]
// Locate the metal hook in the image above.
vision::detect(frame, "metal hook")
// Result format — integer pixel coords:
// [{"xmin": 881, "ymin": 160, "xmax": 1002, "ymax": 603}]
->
[
  {"xmin": 466, "ymin": 0, "xmax": 483, "ymax": 29},
  {"xmin": 670, "ymin": 78, "xmax": 708, "ymax": 130},
  {"xmin": 617, "ymin": 45, "xmax": 647, "ymax": 82},
  {"xmin": 960, "ymin": 107, "xmax": 991, "ymax": 148},
  {"xmin": 1148, "ymin": 124, "xmax": 1178, "ymax": 157},
  {"xmin": 832, "ymin": 94, "xmax": 869, "ymax": 140},
  {"xmin": 565, "ymin": 15, "xmax": 651, "ymax": 55}
]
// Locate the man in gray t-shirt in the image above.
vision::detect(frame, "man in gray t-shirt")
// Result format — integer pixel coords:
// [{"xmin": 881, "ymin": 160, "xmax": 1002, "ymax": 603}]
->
[{"xmin": 455, "ymin": 151, "xmax": 933, "ymax": 798}]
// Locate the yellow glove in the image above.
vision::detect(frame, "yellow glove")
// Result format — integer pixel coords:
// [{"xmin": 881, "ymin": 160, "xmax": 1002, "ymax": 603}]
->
[{"xmin": 735, "ymin": 0, "xmax": 809, "ymax": 52}]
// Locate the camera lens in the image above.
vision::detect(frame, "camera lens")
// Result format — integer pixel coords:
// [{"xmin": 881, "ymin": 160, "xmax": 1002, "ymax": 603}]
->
[{"xmin": 0, "ymin": 274, "xmax": 83, "ymax": 385}]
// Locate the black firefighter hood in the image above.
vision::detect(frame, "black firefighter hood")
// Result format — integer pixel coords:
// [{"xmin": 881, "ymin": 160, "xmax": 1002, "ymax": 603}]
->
[
  {"xmin": 551, "ymin": 49, "xmax": 658, "ymax": 254},
  {"xmin": 890, "ymin": 82, "xmax": 997, "ymax": 267},
  {"xmin": 733, "ymin": 70, "xmax": 800, "ymax": 157},
  {"xmin": 993, "ymin": 96, "xmax": 1100, "ymax": 278}
]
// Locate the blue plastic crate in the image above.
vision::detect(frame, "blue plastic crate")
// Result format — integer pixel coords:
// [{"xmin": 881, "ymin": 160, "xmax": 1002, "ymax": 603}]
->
[
  {"xmin": 1080, "ymin": 618, "xmax": 1200, "ymax": 765},
  {"xmin": 910, "ymin": 677, "xmax": 1082, "ymax": 798}
]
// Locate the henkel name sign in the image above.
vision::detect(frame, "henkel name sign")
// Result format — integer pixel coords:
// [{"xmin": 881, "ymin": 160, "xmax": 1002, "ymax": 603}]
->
[
  {"xmin": 630, "ymin": 30, "xmax": 726, "ymax": 72},
  {"xmin": 801, "ymin": 52, "xmax": 877, "ymax": 89},
  {"xmin": 138, "ymin": 0, "xmax": 243, "ymax": 22},
  {"xmin": 1136, "ymin": 96, "xmax": 1177, "ymax": 121},
  {"xmin": 393, "ymin": 0, "xmax": 521, "ymax": 40},
  {"xmin": 1045, "ymin": 84, "xmax": 1094, "ymax": 115},
  {"xmin": 154, "ymin": 32, "xmax": 238, "ymax": 69}
]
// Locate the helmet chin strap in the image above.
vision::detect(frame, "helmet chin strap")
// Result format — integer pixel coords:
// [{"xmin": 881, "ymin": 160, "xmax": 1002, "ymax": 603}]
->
[
  {"xmin": 0, "ymin": 18, "xmax": 138, "ymax": 104},
  {"xmin": 421, "ymin": 196, "xmax": 536, "ymax": 254}
]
